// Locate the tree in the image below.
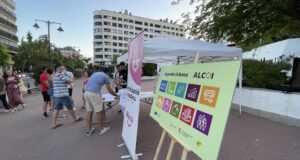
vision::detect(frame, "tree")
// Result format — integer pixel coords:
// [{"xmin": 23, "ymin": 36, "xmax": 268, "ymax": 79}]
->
[
  {"xmin": 0, "ymin": 44, "xmax": 10, "ymax": 67},
  {"xmin": 26, "ymin": 31, "xmax": 33, "ymax": 42},
  {"xmin": 174, "ymin": 0, "xmax": 300, "ymax": 50}
]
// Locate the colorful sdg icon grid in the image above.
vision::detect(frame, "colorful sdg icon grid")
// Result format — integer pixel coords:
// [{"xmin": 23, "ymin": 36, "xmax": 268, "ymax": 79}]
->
[{"xmin": 156, "ymin": 79, "xmax": 220, "ymax": 136}]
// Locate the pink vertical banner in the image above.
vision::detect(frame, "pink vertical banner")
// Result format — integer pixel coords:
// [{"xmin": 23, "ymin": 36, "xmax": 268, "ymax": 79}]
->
[{"xmin": 121, "ymin": 31, "xmax": 144, "ymax": 160}]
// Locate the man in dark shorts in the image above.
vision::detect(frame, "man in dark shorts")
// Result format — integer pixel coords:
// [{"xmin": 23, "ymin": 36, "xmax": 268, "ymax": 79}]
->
[{"xmin": 39, "ymin": 67, "xmax": 50, "ymax": 118}]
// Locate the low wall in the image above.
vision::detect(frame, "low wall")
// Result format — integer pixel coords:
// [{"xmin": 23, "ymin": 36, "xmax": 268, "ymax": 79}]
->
[{"xmin": 232, "ymin": 87, "xmax": 300, "ymax": 127}]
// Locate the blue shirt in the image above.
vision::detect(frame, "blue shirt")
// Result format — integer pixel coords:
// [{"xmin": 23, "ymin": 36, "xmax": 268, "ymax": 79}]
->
[
  {"xmin": 85, "ymin": 72, "xmax": 110, "ymax": 94},
  {"xmin": 53, "ymin": 72, "xmax": 70, "ymax": 98}
]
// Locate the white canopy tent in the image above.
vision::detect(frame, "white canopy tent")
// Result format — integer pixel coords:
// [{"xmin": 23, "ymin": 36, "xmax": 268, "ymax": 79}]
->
[{"xmin": 118, "ymin": 37, "xmax": 243, "ymax": 114}]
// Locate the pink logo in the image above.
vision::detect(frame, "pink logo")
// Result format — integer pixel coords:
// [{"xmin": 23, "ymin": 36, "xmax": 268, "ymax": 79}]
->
[
  {"xmin": 126, "ymin": 111, "xmax": 133, "ymax": 127},
  {"xmin": 128, "ymin": 33, "xmax": 144, "ymax": 85}
]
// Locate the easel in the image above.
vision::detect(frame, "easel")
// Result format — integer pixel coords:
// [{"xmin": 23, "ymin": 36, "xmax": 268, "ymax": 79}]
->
[{"xmin": 153, "ymin": 53, "xmax": 200, "ymax": 160}]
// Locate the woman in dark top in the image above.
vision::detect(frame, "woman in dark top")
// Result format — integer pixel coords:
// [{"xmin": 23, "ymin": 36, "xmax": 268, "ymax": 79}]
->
[{"xmin": 3, "ymin": 70, "xmax": 25, "ymax": 112}]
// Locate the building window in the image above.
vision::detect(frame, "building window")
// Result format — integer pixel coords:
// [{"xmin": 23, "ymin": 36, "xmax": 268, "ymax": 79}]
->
[
  {"xmin": 145, "ymin": 34, "xmax": 148, "ymax": 37},
  {"xmin": 112, "ymin": 23, "xmax": 117, "ymax": 27},
  {"xmin": 124, "ymin": 37, "xmax": 129, "ymax": 41},
  {"xmin": 135, "ymin": 21, "xmax": 143, "ymax": 25},
  {"xmin": 163, "ymin": 26, "xmax": 166, "ymax": 29},
  {"xmin": 155, "ymin": 24, "xmax": 161, "ymax": 28},
  {"xmin": 94, "ymin": 15, "xmax": 102, "ymax": 19},
  {"xmin": 124, "ymin": 19, "xmax": 129, "ymax": 22},
  {"xmin": 180, "ymin": 29, "xmax": 184, "ymax": 32},
  {"xmin": 129, "ymin": 19, "xmax": 134, "ymax": 23},
  {"xmin": 135, "ymin": 27, "xmax": 143, "ymax": 31},
  {"xmin": 175, "ymin": 28, "xmax": 178, "ymax": 31},
  {"xmin": 113, "ymin": 36, "xmax": 117, "ymax": 40},
  {"xmin": 118, "ymin": 30, "xmax": 122, "ymax": 34},
  {"xmin": 144, "ymin": 22, "xmax": 148, "ymax": 26},
  {"xmin": 113, "ymin": 42, "xmax": 117, "ymax": 46},
  {"xmin": 149, "ymin": 29, "xmax": 153, "ymax": 33},
  {"xmin": 124, "ymin": 31, "xmax": 129, "ymax": 35},
  {"xmin": 119, "ymin": 49, "xmax": 123, "ymax": 53},
  {"xmin": 155, "ymin": 30, "xmax": 161, "ymax": 34},
  {"xmin": 180, "ymin": 34, "xmax": 184, "ymax": 37},
  {"xmin": 112, "ymin": 17, "xmax": 117, "ymax": 20},
  {"xmin": 118, "ymin": 18, "xmax": 122, "ymax": 21},
  {"xmin": 124, "ymin": 43, "xmax": 128, "ymax": 47},
  {"xmin": 94, "ymin": 42, "xmax": 103, "ymax": 45},
  {"xmin": 103, "ymin": 15, "xmax": 108, "ymax": 19},
  {"xmin": 103, "ymin": 22, "xmax": 110, "ymax": 26},
  {"xmin": 95, "ymin": 48, "xmax": 103, "ymax": 52},
  {"xmin": 150, "ymin": 23, "xmax": 153, "ymax": 27},
  {"xmin": 104, "ymin": 48, "xmax": 111, "ymax": 52},
  {"xmin": 94, "ymin": 35, "xmax": 102, "ymax": 39},
  {"xmin": 104, "ymin": 28, "xmax": 111, "ymax": 32},
  {"xmin": 130, "ymin": 25, "xmax": 134, "ymax": 29},
  {"xmin": 112, "ymin": 29, "xmax": 117, "ymax": 33},
  {"xmin": 171, "ymin": 27, "xmax": 174, "ymax": 30},
  {"xmin": 118, "ymin": 24, "xmax": 123, "ymax": 28},
  {"xmin": 150, "ymin": 35, "xmax": 153, "ymax": 38},
  {"xmin": 95, "ymin": 55, "xmax": 103, "ymax": 58},
  {"xmin": 118, "ymin": 37, "xmax": 123, "ymax": 40},
  {"xmin": 94, "ymin": 28, "xmax": 103, "ymax": 33},
  {"xmin": 124, "ymin": 25, "xmax": 128, "ymax": 29},
  {"xmin": 144, "ymin": 28, "xmax": 148, "ymax": 32},
  {"xmin": 130, "ymin": 32, "xmax": 134, "ymax": 35},
  {"xmin": 94, "ymin": 22, "xmax": 102, "ymax": 26},
  {"xmin": 119, "ymin": 43, "xmax": 123, "ymax": 47}
]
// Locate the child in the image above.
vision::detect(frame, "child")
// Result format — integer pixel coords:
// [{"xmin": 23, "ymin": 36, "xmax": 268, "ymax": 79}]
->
[{"xmin": 117, "ymin": 84, "xmax": 127, "ymax": 115}]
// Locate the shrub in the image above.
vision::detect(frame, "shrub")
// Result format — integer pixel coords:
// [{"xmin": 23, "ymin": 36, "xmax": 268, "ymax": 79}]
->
[
  {"xmin": 142, "ymin": 63, "xmax": 156, "ymax": 76},
  {"xmin": 242, "ymin": 59, "xmax": 291, "ymax": 88}
]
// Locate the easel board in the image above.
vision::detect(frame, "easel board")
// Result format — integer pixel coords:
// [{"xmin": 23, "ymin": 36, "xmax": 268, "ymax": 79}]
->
[{"xmin": 150, "ymin": 61, "xmax": 241, "ymax": 160}]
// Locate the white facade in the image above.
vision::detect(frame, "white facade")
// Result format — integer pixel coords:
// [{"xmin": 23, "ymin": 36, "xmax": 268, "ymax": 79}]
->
[{"xmin": 93, "ymin": 9, "xmax": 186, "ymax": 66}]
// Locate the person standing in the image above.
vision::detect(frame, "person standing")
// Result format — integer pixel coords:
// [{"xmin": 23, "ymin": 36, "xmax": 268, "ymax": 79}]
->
[
  {"xmin": 3, "ymin": 70, "xmax": 25, "ymax": 112},
  {"xmin": 84, "ymin": 71, "xmax": 119, "ymax": 136},
  {"xmin": 52, "ymin": 64, "xmax": 82, "ymax": 129},
  {"xmin": 0, "ymin": 75, "xmax": 10, "ymax": 112},
  {"xmin": 47, "ymin": 68, "xmax": 54, "ymax": 112},
  {"xmin": 64, "ymin": 69, "xmax": 75, "ymax": 110},
  {"xmin": 40, "ymin": 67, "xmax": 50, "ymax": 118},
  {"xmin": 113, "ymin": 64, "xmax": 121, "ymax": 93},
  {"xmin": 119, "ymin": 62, "xmax": 128, "ymax": 86}
]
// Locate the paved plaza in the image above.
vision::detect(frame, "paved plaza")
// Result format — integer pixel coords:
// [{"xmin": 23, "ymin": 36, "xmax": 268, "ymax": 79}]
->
[{"xmin": 0, "ymin": 79, "xmax": 299, "ymax": 160}]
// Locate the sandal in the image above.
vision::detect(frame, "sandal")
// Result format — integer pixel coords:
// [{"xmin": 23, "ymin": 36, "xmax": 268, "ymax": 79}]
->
[
  {"xmin": 74, "ymin": 117, "xmax": 83, "ymax": 123},
  {"xmin": 52, "ymin": 124, "xmax": 63, "ymax": 129}
]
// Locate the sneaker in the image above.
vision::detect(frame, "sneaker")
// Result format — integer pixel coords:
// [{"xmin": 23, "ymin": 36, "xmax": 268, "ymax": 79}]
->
[
  {"xmin": 86, "ymin": 128, "xmax": 96, "ymax": 136},
  {"xmin": 58, "ymin": 114, "xmax": 69, "ymax": 121},
  {"xmin": 4, "ymin": 109, "xmax": 10, "ymax": 113},
  {"xmin": 42, "ymin": 112, "xmax": 48, "ymax": 118},
  {"xmin": 98, "ymin": 127, "xmax": 111, "ymax": 135}
]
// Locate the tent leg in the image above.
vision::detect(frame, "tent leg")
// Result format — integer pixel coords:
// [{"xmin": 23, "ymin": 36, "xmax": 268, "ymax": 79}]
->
[{"xmin": 239, "ymin": 56, "xmax": 243, "ymax": 118}]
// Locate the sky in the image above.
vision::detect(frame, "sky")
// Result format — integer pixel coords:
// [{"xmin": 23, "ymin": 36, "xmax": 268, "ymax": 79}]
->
[{"xmin": 14, "ymin": 0, "xmax": 192, "ymax": 58}]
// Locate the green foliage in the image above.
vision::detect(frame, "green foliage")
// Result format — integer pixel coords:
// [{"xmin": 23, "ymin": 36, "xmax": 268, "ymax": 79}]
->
[
  {"xmin": 142, "ymin": 63, "xmax": 156, "ymax": 76},
  {"xmin": 175, "ymin": 0, "xmax": 300, "ymax": 50},
  {"xmin": 243, "ymin": 60, "xmax": 291, "ymax": 88},
  {"xmin": 0, "ymin": 44, "xmax": 10, "ymax": 67},
  {"xmin": 13, "ymin": 35, "xmax": 86, "ymax": 83}
]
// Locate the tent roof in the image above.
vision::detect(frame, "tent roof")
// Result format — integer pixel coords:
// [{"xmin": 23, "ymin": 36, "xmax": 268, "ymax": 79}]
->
[{"xmin": 117, "ymin": 37, "xmax": 242, "ymax": 64}]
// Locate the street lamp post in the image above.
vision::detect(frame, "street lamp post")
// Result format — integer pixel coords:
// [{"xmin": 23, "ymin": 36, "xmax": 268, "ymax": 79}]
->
[{"xmin": 33, "ymin": 19, "xmax": 64, "ymax": 54}]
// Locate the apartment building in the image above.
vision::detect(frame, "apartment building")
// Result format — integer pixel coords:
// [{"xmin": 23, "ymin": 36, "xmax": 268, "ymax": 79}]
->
[
  {"xmin": 0, "ymin": 0, "xmax": 17, "ymax": 54},
  {"xmin": 93, "ymin": 9, "xmax": 185, "ymax": 66}
]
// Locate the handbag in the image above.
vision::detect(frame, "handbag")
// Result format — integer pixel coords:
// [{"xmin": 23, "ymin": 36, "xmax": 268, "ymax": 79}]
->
[{"xmin": 18, "ymin": 79, "xmax": 28, "ymax": 93}]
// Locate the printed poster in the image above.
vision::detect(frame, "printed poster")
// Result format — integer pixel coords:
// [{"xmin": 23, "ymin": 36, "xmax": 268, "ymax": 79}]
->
[
  {"xmin": 121, "ymin": 31, "xmax": 144, "ymax": 160},
  {"xmin": 150, "ymin": 61, "xmax": 241, "ymax": 160}
]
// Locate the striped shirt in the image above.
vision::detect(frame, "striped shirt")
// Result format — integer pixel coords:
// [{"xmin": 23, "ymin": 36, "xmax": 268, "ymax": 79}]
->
[{"xmin": 53, "ymin": 72, "xmax": 70, "ymax": 98}]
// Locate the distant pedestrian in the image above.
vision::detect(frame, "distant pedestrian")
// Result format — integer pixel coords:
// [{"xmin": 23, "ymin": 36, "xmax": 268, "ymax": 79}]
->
[
  {"xmin": 3, "ymin": 70, "xmax": 25, "ymax": 112},
  {"xmin": 113, "ymin": 64, "xmax": 121, "ymax": 93},
  {"xmin": 47, "ymin": 68, "xmax": 54, "ymax": 112},
  {"xmin": 119, "ymin": 62, "xmax": 128, "ymax": 86},
  {"xmin": 84, "ymin": 70, "xmax": 119, "ymax": 136},
  {"xmin": 39, "ymin": 67, "xmax": 50, "ymax": 118},
  {"xmin": 82, "ymin": 71, "xmax": 92, "ymax": 110},
  {"xmin": 52, "ymin": 64, "xmax": 82, "ymax": 129},
  {"xmin": 0, "ymin": 75, "xmax": 10, "ymax": 112}
]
